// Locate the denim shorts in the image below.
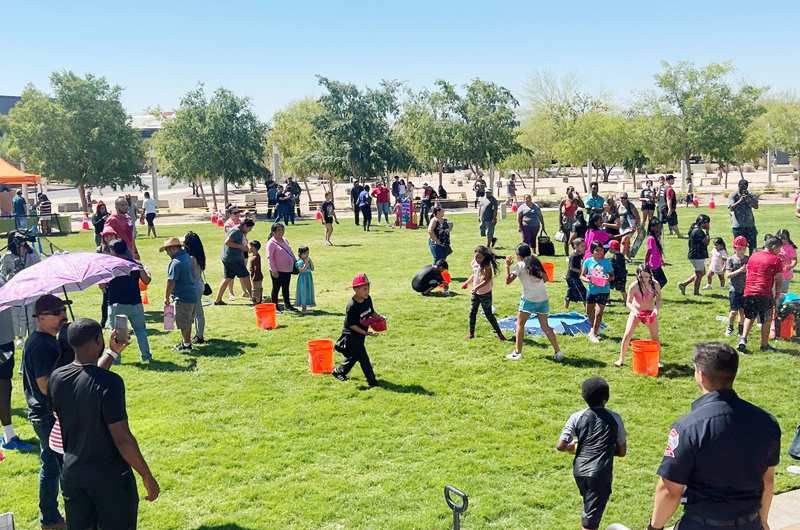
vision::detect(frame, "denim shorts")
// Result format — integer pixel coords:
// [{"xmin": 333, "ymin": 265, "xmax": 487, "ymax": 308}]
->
[
  {"xmin": 729, "ymin": 291, "xmax": 745, "ymax": 311},
  {"xmin": 519, "ymin": 298, "xmax": 549, "ymax": 315}
]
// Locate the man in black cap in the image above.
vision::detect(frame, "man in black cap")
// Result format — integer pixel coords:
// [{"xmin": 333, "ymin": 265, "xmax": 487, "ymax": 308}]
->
[
  {"xmin": 648, "ymin": 342, "xmax": 780, "ymax": 530},
  {"xmin": 22, "ymin": 294, "xmax": 71, "ymax": 529},
  {"xmin": 49, "ymin": 318, "xmax": 159, "ymax": 530}
]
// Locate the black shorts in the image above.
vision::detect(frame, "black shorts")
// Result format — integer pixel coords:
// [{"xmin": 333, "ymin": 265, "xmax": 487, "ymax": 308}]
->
[
  {"xmin": 565, "ymin": 277, "xmax": 587, "ymax": 302},
  {"xmin": 660, "ymin": 210, "xmax": 678, "ymax": 227},
  {"xmin": 223, "ymin": 261, "xmax": 249, "ymax": 279},
  {"xmin": 641, "ymin": 203, "xmax": 655, "ymax": 211},
  {"xmin": 63, "ymin": 465, "xmax": 138, "ymax": 530},
  {"xmin": 575, "ymin": 474, "xmax": 612, "ymax": 530},
  {"xmin": 587, "ymin": 292, "xmax": 609, "ymax": 306},
  {"xmin": 0, "ymin": 342, "xmax": 14, "ymax": 380},
  {"xmin": 730, "ymin": 291, "xmax": 745, "ymax": 311},
  {"xmin": 475, "ymin": 191, "xmax": 485, "ymax": 198},
  {"xmin": 145, "ymin": 212, "xmax": 156, "ymax": 226},
  {"xmin": 652, "ymin": 267, "xmax": 668, "ymax": 288},
  {"xmin": 743, "ymin": 295, "xmax": 773, "ymax": 322},
  {"xmin": 323, "ymin": 217, "xmax": 334, "ymax": 225}
]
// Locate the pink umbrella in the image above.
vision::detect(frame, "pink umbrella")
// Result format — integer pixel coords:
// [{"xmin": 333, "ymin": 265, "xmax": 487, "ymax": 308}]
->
[{"xmin": 0, "ymin": 253, "xmax": 141, "ymax": 314}]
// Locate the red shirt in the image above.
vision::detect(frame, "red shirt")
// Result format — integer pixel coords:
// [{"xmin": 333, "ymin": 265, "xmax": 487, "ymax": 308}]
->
[
  {"xmin": 104, "ymin": 213, "xmax": 137, "ymax": 255},
  {"xmin": 744, "ymin": 250, "xmax": 782, "ymax": 297},
  {"xmin": 371, "ymin": 186, "xmax": 391, "ymax": 204}
]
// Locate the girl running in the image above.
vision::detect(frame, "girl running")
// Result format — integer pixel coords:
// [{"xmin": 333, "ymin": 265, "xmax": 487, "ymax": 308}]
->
[
  {"xmin": 645, "ymin": 218, "xmax": 668, "ymax": 288},
  {"xmin": 462, "ymin": 246, "xmax": 506, "ymax": 340},
  {"xmin": 703, "ymin": 237, "xmax": 728, "ymax": 290},
  {"xmin": 504, "ymin": 244, "xmax": 565, "ymax": 362},
  {"xmin": 615, "ymin": 264, "xmax": 662, "ymax": 367}
]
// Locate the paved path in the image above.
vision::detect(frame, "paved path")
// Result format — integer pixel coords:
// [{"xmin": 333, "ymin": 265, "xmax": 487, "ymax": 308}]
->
[{"xmin": 769, "ymin": 489, "xmax": 800, "ymax": 529}]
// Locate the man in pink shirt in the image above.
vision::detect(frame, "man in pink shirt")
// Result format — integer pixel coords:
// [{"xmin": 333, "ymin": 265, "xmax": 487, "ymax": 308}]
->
[
  {"xmin": 738, "ymin": 237, "xmax": 783, "ymax": 353},
  {"xmin": 104, "ymin": 197, "xmax": 138, "ymax": 260},
  {"xmin": 371, "ymin": 183, "xmax": 391, "ymax": 226}
]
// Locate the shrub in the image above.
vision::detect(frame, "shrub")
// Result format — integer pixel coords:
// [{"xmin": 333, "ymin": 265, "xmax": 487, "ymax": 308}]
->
[{"xmin": 535, "ymin": 198, "xmax": 556, "ymax": 208}]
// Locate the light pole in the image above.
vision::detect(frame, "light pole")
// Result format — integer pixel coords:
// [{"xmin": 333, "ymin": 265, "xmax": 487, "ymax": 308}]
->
[
  {"xmin": 150, "ymin": 146, "xmax": 158, "ymax": 201},
  {"xmin": 767, "ymin": 123, "xmax": 774, "ymax": 188}
]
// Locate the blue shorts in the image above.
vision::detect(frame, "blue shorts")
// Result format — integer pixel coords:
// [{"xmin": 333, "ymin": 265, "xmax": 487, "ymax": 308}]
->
[
  {"xmin": 587, "ymin": 292, "xmax": 609, "ymax": 306},
  {"xmin": 519, "ymin": 298, "xmax": 549, "ymax": 315},
  {"xmin": 729, "ymin": 291, "xmax": 745, "ymax": 311}
]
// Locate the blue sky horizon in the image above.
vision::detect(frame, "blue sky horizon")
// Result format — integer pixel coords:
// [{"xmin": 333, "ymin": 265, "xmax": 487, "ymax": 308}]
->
[{"xmin": 4, "ymin": 0, "xmax": 799, "ymax": 120}]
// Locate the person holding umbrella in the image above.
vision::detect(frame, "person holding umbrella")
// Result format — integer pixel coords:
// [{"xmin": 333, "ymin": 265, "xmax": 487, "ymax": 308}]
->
[{"xmin": 160, "ymin": 237, "xmax": 198, "ymax": 351}]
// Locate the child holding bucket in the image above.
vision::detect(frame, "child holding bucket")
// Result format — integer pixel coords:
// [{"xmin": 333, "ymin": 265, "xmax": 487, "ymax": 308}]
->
[
  {"xmin": 295, "ymin": 246, "xmax": 315, "ymax": 312},
  {"xmin": 615, "ymin": 264, "xmax": 662, "ymax": 368},
  {"xmin": 462, "ymin": 246, "xmax": 507, "ymax": 340},
  {"xmin": 581, "ymin": 241, "xmax": 614, "ymax": 344},
  {"xmin": 504, "ymin": 244, "xmax": 565, "ymax": 362},
  {"xmin": 332, "ymin": 274, "xmax": 382, "ymax": 388}
]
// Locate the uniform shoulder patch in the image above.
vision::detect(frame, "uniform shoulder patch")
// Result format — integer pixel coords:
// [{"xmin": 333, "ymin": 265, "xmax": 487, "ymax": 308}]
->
[{"xmin": 664, "ymin": 428, "xmax": 679, "ymax": 458}]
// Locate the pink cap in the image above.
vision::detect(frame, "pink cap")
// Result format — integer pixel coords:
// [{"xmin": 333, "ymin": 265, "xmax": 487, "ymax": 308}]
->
[
  {"xmin": 100, "ymin": 226, "xmax": 117, "ymax": 236},
  {"xmin": 351, "ymin": 274, "xmax": 370, "ymax": 288}
]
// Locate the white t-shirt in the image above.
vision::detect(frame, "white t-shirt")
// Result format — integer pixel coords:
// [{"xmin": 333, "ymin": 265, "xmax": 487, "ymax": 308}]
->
[
  {"xmin": 143, "ymin": 198, "xmax": 157, "ymax": 214},
  {"xmin": 512, "ymin": 261, "xmax": 549, "ymax": 302}
]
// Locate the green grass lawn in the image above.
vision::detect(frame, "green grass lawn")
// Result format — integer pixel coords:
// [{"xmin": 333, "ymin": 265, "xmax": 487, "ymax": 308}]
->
[{"xmin": 4, "ymin": 204, "xmax": 800, "ymax": 530}]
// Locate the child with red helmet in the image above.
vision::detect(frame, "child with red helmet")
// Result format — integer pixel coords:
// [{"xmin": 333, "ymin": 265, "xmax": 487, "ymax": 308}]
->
[{"xmin": 332, "ymin": 274, "xmax": 383, "ymax": 388}]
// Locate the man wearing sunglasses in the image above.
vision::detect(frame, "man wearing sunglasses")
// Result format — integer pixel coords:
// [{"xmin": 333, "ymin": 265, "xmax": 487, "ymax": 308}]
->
[{"xmin": 22, "ymin": 294, "xmax": 72, "ymax": 529}]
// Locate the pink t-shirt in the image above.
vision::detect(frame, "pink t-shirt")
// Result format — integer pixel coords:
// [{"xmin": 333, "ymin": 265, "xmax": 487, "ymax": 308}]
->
[
  {"xmin": 266, "ymin": 237, "xmax": 295, "ymax": 274},
  {"xmin": 584, "ymin": 229, "xmax": 611, "ymax": 260},
  {"xmin": 104, "ymin": 213, "xmax": 136, "ymax": 255},
  {"xmin": 471, "ymin": 259, "xmax": 493, "ymax": 295},
  {"xmin": 780, "ymin": 244, "xmax": 797, "ymax": 280},
  {"xmin": 646, "ymin": 236, "xmax": 663, "ymax": 269}
]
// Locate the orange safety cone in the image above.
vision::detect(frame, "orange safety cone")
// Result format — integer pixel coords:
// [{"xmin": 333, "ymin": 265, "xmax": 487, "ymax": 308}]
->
[
  {"xmin": 139, "ymin": 279, "xmax": 149, "ymax": 305},
  {"xmin": 211, "ymin": 210, "xmax": 218, "ymax": 223},
  {"xmin": 511, "ymin": 202, "xmax": 518, "ymax": 212},
  {"xmin": 795, "ymin": 188, "xmax": 799, "ymax": 204},
  {"xmin": 315, "ymin": 205, "xmax": 322, "ymax": 220},
  {"xmin": 81, "ymin": 211, "xmax": 90, "ymax": 230},
  {"xmin": 708, "ymin": 192, "xmax": 716, "ymax": 209},
  {"xmin": 217, "ymin": 211, "xmax": 224, "ymax": 227}
]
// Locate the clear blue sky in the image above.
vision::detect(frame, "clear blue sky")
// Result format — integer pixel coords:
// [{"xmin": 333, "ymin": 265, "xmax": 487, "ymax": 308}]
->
[{"xmin": 4, "ymin": 0, "xmax": 799, "ymax": 120}]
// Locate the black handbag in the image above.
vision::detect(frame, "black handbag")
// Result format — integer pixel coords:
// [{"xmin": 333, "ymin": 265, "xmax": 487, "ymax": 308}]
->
[
  {"xmin": 789, "ymin": 424, "xmax": 800, "ymax": 460},
  {"xmin": 201, "ymin": 271, "xmax": 212, "ymax": 296},
  {"xmin": 538, "ymin": 230, "xmax": 555, "ymax": 256}
]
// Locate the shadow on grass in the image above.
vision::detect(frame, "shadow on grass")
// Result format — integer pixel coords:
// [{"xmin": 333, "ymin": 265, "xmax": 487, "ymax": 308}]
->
[
  {"xmin": 659, "ymin": 363, "xmax": 694, "ymax": 379},
  {"xmin": 131, "ymin": 358, "xmax": 197, "ymax": 372},
  {"xmin": 678, "ymin": 298, "xmax": 713, "ymax": 305},
  {"xmin": 192, "ymin": 525, "xmax": 259, "ymax": 530},
  {"xmin": 331, "ymin": 244, "xmax": 362, "ymax": 248},
  {"xmin": 185, "ymin": 339, "xmax": 257, "ymax": 358},
  {"xmin": 296, "ymin": 310, "xmax": 344, "ymax": 317},
  {"xmin": 561, "ymin": 357, "xmax": 607, "ymax": 368},
  {"xmin": 369, "ymin": 379, "xmax": 435, "ymax": 395}
]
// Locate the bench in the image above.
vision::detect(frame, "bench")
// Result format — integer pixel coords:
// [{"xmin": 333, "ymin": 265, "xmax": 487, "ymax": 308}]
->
[
  {"xmin": 532, "ymin": 186, "xmax": 556, "ymax": 196},
  {"xmin": 616, "ymin": 181, "xmax": 636, "ymax": 191},
  {"xmin": 690, "ymin": 164, "xmax": 708, "ymax": 178},
  {"xmin": 699, "ymin": 176, "xmax": 720, "ymax": 186},
  {"xmin": 157, "ymin": 199, "xmax": 170, "ymax": 209},
  {"xmin": 773, "ymin": 165, "xmax": 797, "ymax": 182},
  {"xmin": 57, "ymin": 202, "xmax": 82, "ymax": 213},
  {"xmin": 453, "ymin": 191, "xmax": 467, "ymax": 200},
  {"xmin": 245, "ymin": 193, "xmax": 270, "ymax": 206},
  {"xmin": 182, "ymin": 197, "xmax": 208, "ymax": 209}
]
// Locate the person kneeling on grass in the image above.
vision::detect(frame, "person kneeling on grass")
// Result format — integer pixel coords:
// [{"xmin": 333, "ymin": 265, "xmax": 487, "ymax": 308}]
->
[
  {"xmin": 412, "ymin": 260, "xmax": 450, "ymax": 296},
  {"xmin": 557, "ymin": 376, "xmax": 627, "ymax": 530},
  {"xmin": 616, "ymin": 264, "xmax": 662, "ymax": 367},
  {"xmin": 504, "ymin": 244, "xmax": 565, "ymax": 362},
  {"xmin": 332, "ymin": 274, "xmax": 382, "ymax": 388},
  {"xmin": 581, "ymin": 241, "xmax": 614, "ymax": 344}
]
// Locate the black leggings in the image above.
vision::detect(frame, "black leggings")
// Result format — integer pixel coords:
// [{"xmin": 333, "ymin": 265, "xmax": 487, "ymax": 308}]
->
[
  {"xmin": 360, "ymin": 205, "xmax": 372, "ymax": 229},
  {"xmin": 271, "ymin": 272, "xmax": 292, "ymax": 308},
  {"xmin": 469, "ymin": 292, "xmax": 501, "ymax": 335},
  {"xmin": 100, "ymin": 290, "xmax": 109, "ymax": 328}
]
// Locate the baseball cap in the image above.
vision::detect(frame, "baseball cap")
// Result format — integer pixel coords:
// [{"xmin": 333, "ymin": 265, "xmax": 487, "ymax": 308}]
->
[
  {"xmin": 34, "ymin": 294, "xmax": 72, "ymax": 317},
  {"xmin": 665, "ymin": 174, "xmax": 675, "ymax": 181},
  {"xmin": 608, "ymin": 240, "xmax": 621, "ymax": 250},
  {"xmin": 99, "ymin": 226, "xmax": 117, "ymax": 237},
  {"xmin": 734, "ymin": 236, "xmax": 748, "ymax": 248},
  {"xmin": 159, "ymin": 237, "xmax": 183, "ymax": 252},
  {"xmin": 351, "ymin": 274, "xmax": 370, "ymax": 288}
]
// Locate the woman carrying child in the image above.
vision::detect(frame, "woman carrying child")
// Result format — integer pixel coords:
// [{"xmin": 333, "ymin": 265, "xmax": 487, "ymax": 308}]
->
[
  {"xmin": 504, "ymin": 244, "xmax": 565, "ymax": 362},
  {"xmin": 702, "ymin": 237, "xmax": 728, "ymax": 290},
  {"xmin": 462, "ymin": 246, "xmax": 507, "ymax": 340},
  {"xmin": 295, "ymin": 246, "xmax": 316, "ymax": 313},
  {"xmin": 615, "ymin": 264, "xmax": 662, "ymax": 367}
]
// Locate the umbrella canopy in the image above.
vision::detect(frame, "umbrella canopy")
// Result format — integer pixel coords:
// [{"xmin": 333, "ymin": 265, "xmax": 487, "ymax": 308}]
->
[
  {"xmin": 0, "ymin": 253, "xmax": 140, "ymax": 310},
  {"xmin": 0, "ymin": 157, "xmax": 41, "ymax": 185},
  {"xmin": 497, "ymin": 312, "xmax": 607, "ymax": 337}
]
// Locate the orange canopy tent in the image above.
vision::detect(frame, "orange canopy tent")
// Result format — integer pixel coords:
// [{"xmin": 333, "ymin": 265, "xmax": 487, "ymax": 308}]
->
[{"xmin": 0, "ymin": 157, "xmax": 41, "ymax": 185}]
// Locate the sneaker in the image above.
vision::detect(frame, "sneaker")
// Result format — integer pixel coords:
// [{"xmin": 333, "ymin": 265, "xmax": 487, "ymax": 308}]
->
[
  {"xmin": 173, "ymin": 342, "xmax": 192, "ymax": 352},
  {"xmin": 505, "ymin": 351, "xmax": 523, "ymax": 360},
  {"xmin": 725, "ymin": 326, "xmax": 734, "ymax": 337},
  {"xmin": 702, "ymin": 284, "xmax": 713, "ymax": 290},
  {"xmin": 737, "ymin": 338, "xmax": 747, "ymax": 352},
  {"xmin": 332, "ymin": 371, "xmax": 347, "ymax": 382},
  {"xmin": 228, "ymin": 294, "xmax": 236, "ymax": 301},
  {"xmin": 368, "ymin": 381, "xmax": 381, "ymax": 388},
  {"xmin": 491, "ymin": 237, "xmax": 497, "ymax": 247},
  {"xmin": 191, "ymin": 336, "xmax": 205, "ymax": 345},
  {"xmin": 41, "ymin": 520, "xmax": 67, "ymax": 529},
  {"xmin": 465, "ymin": 333, "xmax": 474, "ymax": 339},
  {"xmin": 497, "ymin": 333, "xmax": 507, "ymax": 341},
  {"xmin": 285, "ymin": 305, "xmax": 299, "ymax": 312},
  {"xmin": 760, "ymin": 345, "xmax": 779, "ymax": 353},
  {"xmin": 140, "ymin": 354, "xmax": 153, "ymax": 362},
  {"xmin": 554, "ymin": 351, "xmax": 566, "ymax": 362},
  {"xmin": 788, "ymin": 465, "xmax": 800, "ymax": 475},
  {"xmin": 678, "ymin": 284, "xmax": 686, "ymax": 296},
  {"xmin": 720, "ymin": 285, "xmax": 726, "ymax": 290},
  {"xmin": 588, "ymin": 333, "xmax": 600, "ymax": 344},
  {"xmin": 213, "ymin": 300, "xmax": 227, "ymax": 306},
  {"xmin": 1, "ymin": 435, "xmax": 33, "ymax": 451}
]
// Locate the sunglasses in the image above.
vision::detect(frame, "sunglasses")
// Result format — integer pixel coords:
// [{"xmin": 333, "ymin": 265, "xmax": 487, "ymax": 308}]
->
[{"xmin": 40, "ymin": 308, "xmax": 66, "ymax": 316}]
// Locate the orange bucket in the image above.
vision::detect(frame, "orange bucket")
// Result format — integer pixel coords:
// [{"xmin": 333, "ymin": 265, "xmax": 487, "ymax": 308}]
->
[
  {"xmin": 308, "ymin": 340, "xmax": 334, "ymax": 374},
  {"xmin": 542, "ymin": 262, "xmax": 555, "ymax": 283},
  {"xmin": 254, "ymin": 303, "xmax": 277, "ymax": 329},
  {"xmin": 631, "ymin": 340, "xmax": 659, "ymax": 376},
  {"xmin": 779, "ymin": 314, "xmax": 795, "ymax": 339}
]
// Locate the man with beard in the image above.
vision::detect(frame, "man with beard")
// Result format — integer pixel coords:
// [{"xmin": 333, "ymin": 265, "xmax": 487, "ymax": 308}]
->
[{"xmin": 104, "ymin": 197, "xmax": 139, "ymax": 260}]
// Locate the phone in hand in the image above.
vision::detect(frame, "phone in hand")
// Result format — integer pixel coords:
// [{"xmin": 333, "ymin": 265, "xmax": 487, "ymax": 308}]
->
[{"xmin": 114, "ymin": 315, "xmax": 129, "ymax": 342}]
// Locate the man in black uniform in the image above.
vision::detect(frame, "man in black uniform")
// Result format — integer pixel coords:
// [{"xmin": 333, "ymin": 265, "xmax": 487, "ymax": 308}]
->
[
  {"xmin": 350, "ymin": 179, "xmax": 364, "ymax": 226},
  {"xmin": 648, "ymin": 342, "xmax": 780, "ymax": 530},
  {"xmin": 287, "ymin": 177, "xmax": 302, "ymax": 218},
  {"xmin": 49, "ymin": 318, "xmax": 159, "ymax": 530},
  {"xmin": 411, "ymin": 260, "xmax": 449, "ymax": 296}
]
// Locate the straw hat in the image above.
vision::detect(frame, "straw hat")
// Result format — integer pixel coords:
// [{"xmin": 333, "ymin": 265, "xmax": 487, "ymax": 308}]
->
[{"xmin": 158, "ymin": 237, "xmax": 182, "ymax": 252}]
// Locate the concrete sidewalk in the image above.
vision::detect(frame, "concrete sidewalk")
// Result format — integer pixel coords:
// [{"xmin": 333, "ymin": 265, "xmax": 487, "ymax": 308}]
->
[{"xmin": 769, "ymin": 489, "xmax": 800, "ymax": 529}]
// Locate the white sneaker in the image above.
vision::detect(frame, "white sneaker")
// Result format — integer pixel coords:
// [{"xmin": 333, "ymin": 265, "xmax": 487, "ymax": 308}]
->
[
  {"xmin": 702, "ymin": 284, "xmax": 713, "ymax": 290},
  {"xmin": 720, "ymin": 285, "xmax": 726, "ymax": 290},
  {"xmin": 505, "ymin": 351, "xmax": 523, "ymax": 360},
  {"xmin": 554, "ymin": 351, "xmax": 565, "ymax": 362},
  {"xmin": 15, "ymin": 339, "xmax": 23, "ymax": 347},
  {"xmin": 788, "ymin": 465, "xmax": 800, "ymax": 475},
  {"xmin": 588, "ymin": 333, "xmax": 600, "ymax": 344}
]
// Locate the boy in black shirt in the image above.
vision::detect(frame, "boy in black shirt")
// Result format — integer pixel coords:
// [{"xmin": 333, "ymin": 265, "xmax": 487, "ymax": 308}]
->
[
  {"xmin": 412, "ymin": 260, "xmax": 449, "ymax": 295},
  {"xmin": 607, "ymin": 240, "xmax": 628, "ymax": 301},
  {"xmin": 557, "ymin": 377, "xmax": 627, "ymax": 530},
  {"xmin": 565, "ymin": 238, "xmax": 587, "ymax": 309},
  {"xmin": 332, "ymin": 274, "xmax": 383, "ymax": 388}
]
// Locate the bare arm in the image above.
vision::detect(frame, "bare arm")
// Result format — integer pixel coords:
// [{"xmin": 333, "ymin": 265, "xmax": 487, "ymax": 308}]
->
[
  {"xmin": 138, "ymin": 266, "xmax": 152, "ymax": 286},
  {"xmin": 761, "ymin": 466, "xmax": 775, "ymax": 530},
  {"xmin": 504, "ymin": 256, "xmax": 516, "ymax": 284},
  {"xmin": 37, "ymin": 375, "xmax": 50, "ymax": 395},
  {"xmin": 108, "ymin": 420, "xmax": 159, "ymax": 501},
  {"xmin": 164, "ymin": 279, "xmax": 175, "ymax": 306},
  {"xmin": 651, "ymin": 477, "xmax": 684, "ymax": 529}
]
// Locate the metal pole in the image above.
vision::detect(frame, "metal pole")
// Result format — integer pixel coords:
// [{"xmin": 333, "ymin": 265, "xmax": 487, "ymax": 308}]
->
[
  {"xmin": 273, "ymin": 142, "xmax": 280, "ymax": 183},
  {"xmin": 488, "ymin": 162, "xmax": 494, "ymax": 193},
  {"xmin": 767, "ymin": 150, "xmax": 773, "ymax": 187},
  {"xmin": 150, "ymin": 146, "xmax": 158, "ymax": 201},
  {"xmin": 680, "ymin": 160, "xmax": 687, "ymax": 191}
]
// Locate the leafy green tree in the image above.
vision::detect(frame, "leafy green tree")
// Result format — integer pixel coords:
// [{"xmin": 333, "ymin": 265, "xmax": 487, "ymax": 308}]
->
[
  {"xmin": 770, "ymin": 100, "xmax": 800, "ymax": 167},
  {"xmin": 1, "ymin": 71, "xmax": 143, "ymax": 211},
  {"xmin": 268, "ymin": 97, "xmax": 324, "ymax": 201},
  {"xmin": 555, "ymin": 111, "xmax": 632, "ymax": 182},
  {"xmin": 312, "ymin": 76, "xmax": 400, "ymax": 182},
  {"xmin": 154, "ymin": 84, "xmax": 269, "ymax": 207}
]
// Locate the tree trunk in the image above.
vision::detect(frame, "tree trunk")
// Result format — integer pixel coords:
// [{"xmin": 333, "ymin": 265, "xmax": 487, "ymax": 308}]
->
[
  {"xmin": 438, "ymin": 164, "xmax": 443, "ymax": 188},
  {"xmin": 210, "ymin": 180, "xmax": 218, "ymax": 211},
  {"xmin": 222, "ymin": 170, "xmax": 229, "ymax": 206},
  {"xmin": 579, "ymin": 169, "xmax": 588, "ymax": 193},
  {"xmin": 602, "ymin": 165, "xmax": 611, "ymax": 183},
  {"xmin": 302, "ymin": 175, "xmax": 313, "ymax": 202},
  {"xmin": 197, "ymin": 179, "xmax": 209, "ymax": 210},
  {"xmin": 632, "ymin": 168, "xmax": 637, "ymax": 189},
  {"xmin": 78, "ymin": 184, "xmax": 88, "ymax": 213}
]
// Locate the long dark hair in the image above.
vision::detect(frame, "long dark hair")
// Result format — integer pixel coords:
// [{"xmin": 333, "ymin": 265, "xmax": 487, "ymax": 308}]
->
[
  {"xmin": 635, "ymin": 264, "xmax": 657, "ymax": 296},
  {"xmin": 184, "ymin": 231, "xmax": 206, "ymax": 270},
  {"xmin": 516, "ymin": 243, "xmax": 546, "ymax": 280},
  {"xmin": 647, "ymin": 218, "xmax": 663, "ymax": 256},
  {"xmin": 474, "ymin": 246, "xmax": 499, "ymax": 275},
  {"xmin": 270, "ymin": 222, "xmax": 285, "ymax": 240},
  {"xmin": 589, "ymin": 213, "xmax": 603, "ymax": 230},
  {"xmin": 777, "ymin": 229, "xmax": 796, "ymax": 249},
  {"xmin": 689, "ymin": 214, "xmax": 710, "ymax": 233}
]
